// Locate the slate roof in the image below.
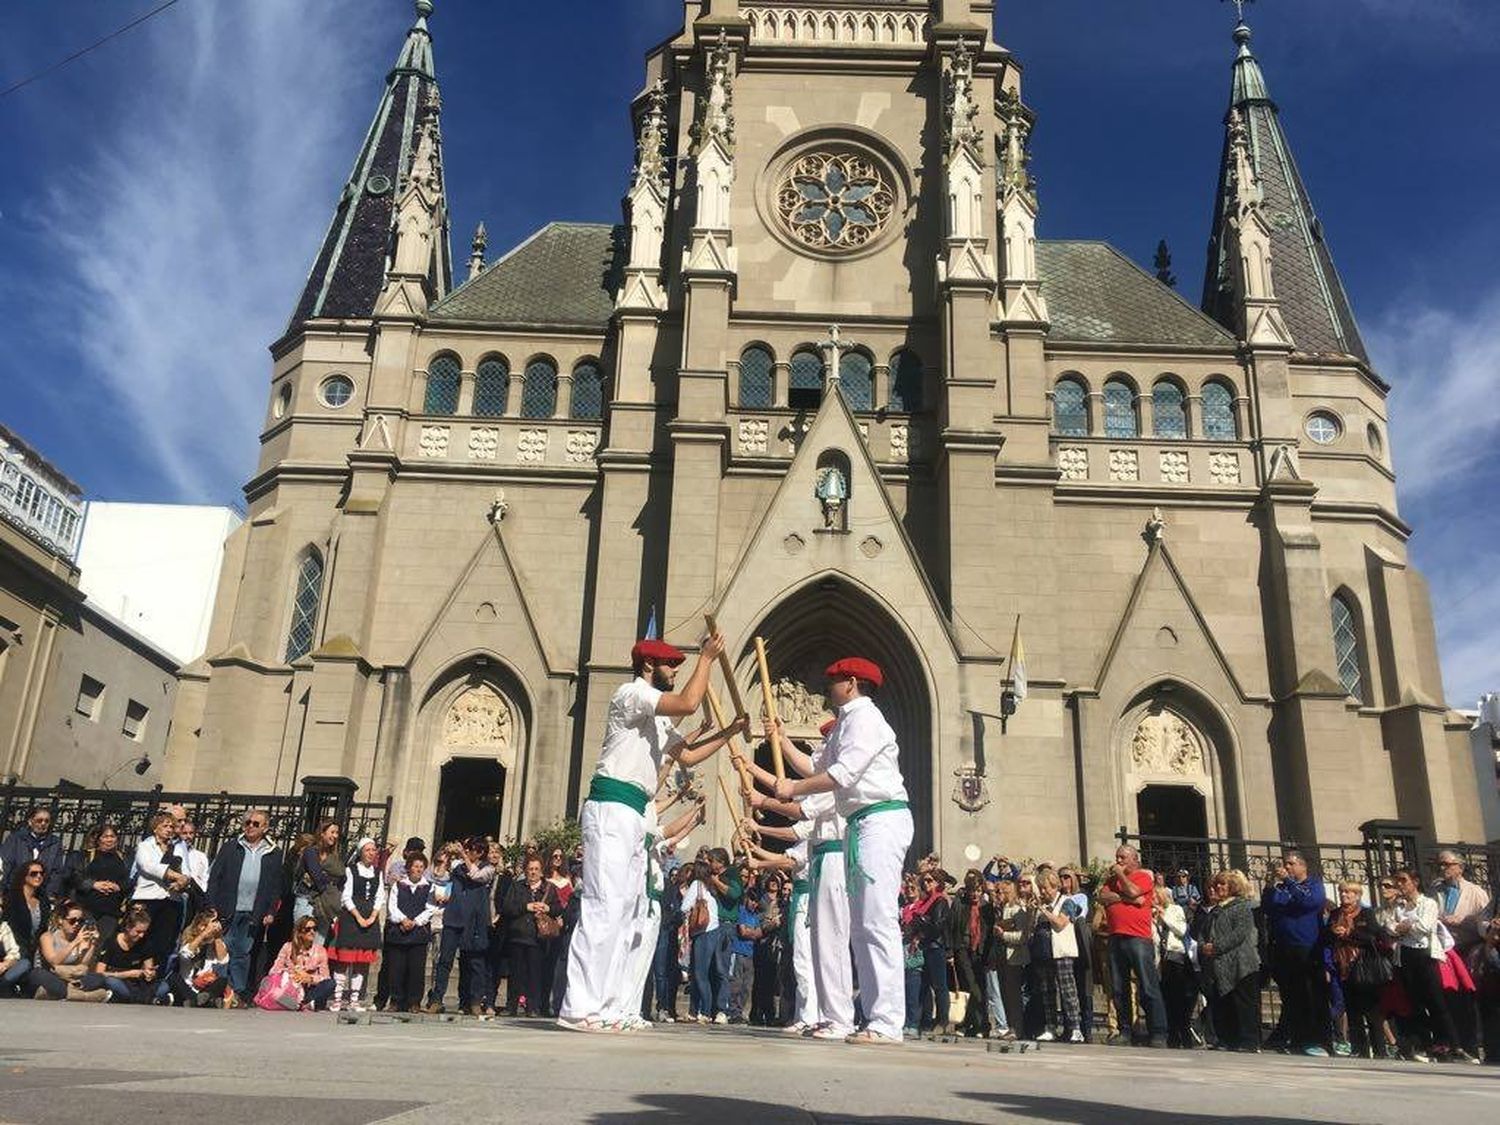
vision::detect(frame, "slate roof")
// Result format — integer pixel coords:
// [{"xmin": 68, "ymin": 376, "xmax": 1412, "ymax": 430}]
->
[
  {"xmin": 432, "ymin": 223, "xmax": 1232, "ymax": 350},
  {"xmin": 1201, "ymin": 24, "xmax": 1369, "ymax": 362},
  {"xmin": 429, "ymin": 222, "xmax": 625, "ymax": 327},
  {"xmin": 1037, "ymin": 241, "xmax": 1235, "ymax": 348},
  {"xmin": 289, "ymin": 7, "xmax": 451, "ymax": 328}
]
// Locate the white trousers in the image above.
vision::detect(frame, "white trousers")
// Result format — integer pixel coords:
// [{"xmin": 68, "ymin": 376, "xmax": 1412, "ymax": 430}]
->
[
  {"xmin": 847, "ymin": 806, "xmax": 913, "ymax": 1039},
  {"xmin": 614, "ymin": 896, "xmax": 659, "ymax": 1022},
  {"xmin": 560, "ymin": 798, "xmax": 646, "ymax": 1021},
  {"xmin": 811, "ymin": 844, "xmax": 854, "ymax": 1033},
  {"xmin": 791, "ymin": 887, "xmax": 818, "ymax": 1027}
]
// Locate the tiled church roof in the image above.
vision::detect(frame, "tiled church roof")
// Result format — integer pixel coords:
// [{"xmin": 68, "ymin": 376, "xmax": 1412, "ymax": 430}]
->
[{"xmin": 431, "ymin": 223, "xmax": 1232, "ymax": 350}]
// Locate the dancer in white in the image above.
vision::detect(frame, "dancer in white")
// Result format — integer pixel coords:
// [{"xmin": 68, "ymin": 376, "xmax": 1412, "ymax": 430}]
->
[
  {"xmin": 559, "ymin": 634, "xmax": 740, "ymax": 1033},
  {"xmin": 773, "ymin": 657, "xmax": 912, "ymax": 1045}
]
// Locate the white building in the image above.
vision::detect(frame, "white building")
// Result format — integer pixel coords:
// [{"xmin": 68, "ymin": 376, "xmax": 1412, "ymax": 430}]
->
[
  {"xmin": 0, "ymin": 423, "xmax": 84, "ymax": 560},
  {"xmin": 76, "ymin": 503, "xmax": 242, "ymax": 665},
  {"xmin": 1468, "ymin": 695, "xmax": 1500, "ymax": 842}
]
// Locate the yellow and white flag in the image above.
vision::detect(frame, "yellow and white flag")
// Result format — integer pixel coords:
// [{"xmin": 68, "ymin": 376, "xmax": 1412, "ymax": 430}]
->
[{"xmin": 1007, "ymin": 617, "xmax": 1027, "ymax": 703}]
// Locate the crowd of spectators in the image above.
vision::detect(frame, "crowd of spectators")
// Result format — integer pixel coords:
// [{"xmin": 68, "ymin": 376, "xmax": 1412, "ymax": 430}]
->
[{"xmin": 2, "ymin": 801, "xmax": 1499, "ymax": 1067}]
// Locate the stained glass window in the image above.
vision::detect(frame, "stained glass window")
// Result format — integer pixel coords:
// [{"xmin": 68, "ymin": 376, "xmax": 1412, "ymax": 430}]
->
[
  {"xmin": 889, "ymin": 351, "xmax": 923, "ymax": 412},
  {"xmin": 739, "ymin": 346, "xmax": 773, "ymax": 409},
  {"xmin": 570, "ymin": 361, "xmax": 604, "ymax": 420},
  {"xmin": 1331, "ymin": 595, "xmax": 1364, "ymax": 701},
  {"xmin": 1104, "ymin": 379, "xmax": 1137, "ymax": 439},
  {"xmin": 520, "ymin": 359, "xmax": 558, "ymax": 419},
  {"xmin": 1305, "ymin": 412, "xmax": 1341, "ymax": 445},
  {"xmin": 473, "ymin": 358, "xmax": 509, "ymax": 416},
  {"xmin": 839, "ymin": 351, "xmax": 874, "ymax": 411},
  {"xmin": 1202, "ymin": 382, "xmax": 1237, "ymax": 440},
  {"xmin": 789, "ymin": 349, "xmax": 823, "ymax": 411},
  {"xmin": 1053, "ymin": 377, "xmax": 1088, "ymax": 436},
  {"xmin": 284, "ymin": 551, "xmax": 324, "ymax": 663},
  {"xmin": 776, "ymin": 151, "xmax": 895, "ymax": 252},
  {"xmin": 424, "ymin": 355, "xmax": 461, "ymax": 415},
  {"xmin": 1152, "ymin": 381, "xmax": 1187, "ymax": 439}
]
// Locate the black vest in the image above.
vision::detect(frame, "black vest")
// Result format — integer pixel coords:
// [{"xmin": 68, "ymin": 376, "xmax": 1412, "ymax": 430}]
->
[{"xmin": 384, "ymin": 880, "xmax": 431, "ymax": 945}]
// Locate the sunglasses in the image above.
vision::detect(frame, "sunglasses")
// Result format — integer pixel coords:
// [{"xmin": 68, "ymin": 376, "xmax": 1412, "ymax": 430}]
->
[
  {"xmin": 1378, "ymin": 882, "xmax": 1395, "ymax": 890},
  {"xmin": 244, "ymin": 821, "xmax": 265, "ymax": 828},
  {"xmin": 25, "ymin": 869, "xmax": 44, "ymax": 879},
  {"xmin": 64, "ymin": 915, "xmax": 85, "ymax": 924}
]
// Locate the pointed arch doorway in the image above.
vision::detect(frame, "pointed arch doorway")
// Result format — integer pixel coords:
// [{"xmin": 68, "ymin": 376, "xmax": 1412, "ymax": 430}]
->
[{"xmin": 737, "ymin": 576, "xmax": 934, "ymax": 856}]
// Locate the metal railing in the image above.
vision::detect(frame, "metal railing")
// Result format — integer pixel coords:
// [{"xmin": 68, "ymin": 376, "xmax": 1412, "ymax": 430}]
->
[
  {"xmin": 1115, "ymin": 828, "xmax": 1415, "ymax": 896},
  {"xmin": 1427, "ymin": 840, "xmax": 1500, "ymax": 899},
  {"xmin": 0, "ymin": 779, "xmax": 392, "ymax": 861}
]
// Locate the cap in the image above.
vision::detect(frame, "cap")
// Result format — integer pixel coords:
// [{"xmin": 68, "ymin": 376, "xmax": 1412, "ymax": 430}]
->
[
  {"xmin": 825, "ymin": 656, "xmax": 883, "ymax": 688},
  {"xmin": 632, "ymin": 639, "xmax": 686, "ymax": 667}
]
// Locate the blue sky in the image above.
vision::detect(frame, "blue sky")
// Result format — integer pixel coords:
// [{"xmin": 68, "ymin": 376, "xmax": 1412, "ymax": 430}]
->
[{"xmin": 0, "ymin": 0, "xmax": 1495, "ymax": 704}]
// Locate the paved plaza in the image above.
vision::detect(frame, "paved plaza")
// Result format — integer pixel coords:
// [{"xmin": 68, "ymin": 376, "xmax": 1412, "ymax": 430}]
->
[{"xmin": 0, "ymin": 1004, "xmax": 1496, "ymax": 1124}]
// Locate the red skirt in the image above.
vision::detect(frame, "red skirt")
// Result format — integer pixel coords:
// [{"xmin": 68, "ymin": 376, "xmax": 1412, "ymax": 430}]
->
[{"xmin": 328, "ymin": 947, "xmax": 379, "ymax": 966}]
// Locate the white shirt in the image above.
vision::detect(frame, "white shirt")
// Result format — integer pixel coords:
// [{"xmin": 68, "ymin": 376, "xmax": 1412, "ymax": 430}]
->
[
  {"xmin": 595, "ymin": 678, "xmax": 685, "ymax": 795},
  {"xmin": 386, "ymin": 878, "xmax": 436, "ymax": 929},
  {"xmin": 791, "ymin": 790, "xmax": 845, "ymax": 846},
  {"xmin": 131, "ymin": 837, "xmax": 180, "ymax": 901},
  {"xmin": 680, "ymin": 880, "xmax": 719, "ymax": 933},
  {"xmin": 341, "ymin": 863, "xmax": 389, "ymax": 914},
  {"xmin": 823, "ymin": 696, "xmax": 907, "ymax": 817},
  {"xmin": 786, "ymin": 839, "xmax": 809, "ymax": 879}
]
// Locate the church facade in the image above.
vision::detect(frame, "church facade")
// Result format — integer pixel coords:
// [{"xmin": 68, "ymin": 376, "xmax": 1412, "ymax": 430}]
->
[{"xmin": 165, "ymin": 0, "xmax": 1485, "ymax": 862}]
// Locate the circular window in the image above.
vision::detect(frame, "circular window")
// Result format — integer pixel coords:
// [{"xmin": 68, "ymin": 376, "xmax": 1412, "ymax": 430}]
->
[
  {"xmin": 272, "ymin": 382, "xmax": 292, "ymax": 419},
  {"xmin": 365, "ymin": 174, "xmax": 392, "ymax": 196},
  {"xmin": 1366, "ymin": 423, "xmax": 1384, "ymax": 458},
  {"xmin": 319, "ymin": 375, "xmax": 354, "ymax": 409},
  {"xmin": 1303, "ymin": 411, "xmax": 1342, "ymax": 445},
  {"xmin": 775, "ymin": 151, "xmax": 895, "ymax": 252}
]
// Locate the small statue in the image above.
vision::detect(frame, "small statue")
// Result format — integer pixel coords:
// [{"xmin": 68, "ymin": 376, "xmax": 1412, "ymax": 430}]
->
[{"xmin": 816, "ymin": 466, "xmax": 848, "ymax": 530}]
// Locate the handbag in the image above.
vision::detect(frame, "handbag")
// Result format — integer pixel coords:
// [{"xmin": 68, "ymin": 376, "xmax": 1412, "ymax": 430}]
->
[
  {"xmin": 1351, "ymin": 950, "xmax": 1393, "ymax": 988},
  {"xmin": 252, "ymin": 970, "xmax": 303, "ymax": 1011},
  {"xmin": 688, "ymin": 896, "xmax": 711, "ymax": 936},
  {"xmin": 535, "ymin": 909, "xmax": 562, "ymax": 940}
]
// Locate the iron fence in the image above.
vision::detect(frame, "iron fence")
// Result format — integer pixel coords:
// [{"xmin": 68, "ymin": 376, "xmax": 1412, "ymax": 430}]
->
[
  {"xmin": 1116, "ymin": 828, "xmax": 1415, "ymax": 897},
  {"xmin": 1427, "ymin": 840, "xmax": 1500, "ymax": 900},
  {"xmin": 0, "ymin": 780, "xmax": 391, "ymax": 862}
]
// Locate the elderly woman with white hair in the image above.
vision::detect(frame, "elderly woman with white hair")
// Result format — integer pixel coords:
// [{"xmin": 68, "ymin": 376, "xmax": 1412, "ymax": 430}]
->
[{"xmin": 327, "ymin": 837, "xmax": 386, "ymax": 1011}]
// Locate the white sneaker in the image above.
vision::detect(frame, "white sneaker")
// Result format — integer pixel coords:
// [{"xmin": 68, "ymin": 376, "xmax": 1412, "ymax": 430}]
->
[
  {"xmin": 695, "ymin": 1014, "xmax": 709, "ymax": 1025},
  {"xmin": 713, "ymin": 1012, "xmax": 729, "ymax": 1025},
  {"xmin": 656, "ymin": 1010, "xmax": 676, "ymax": 1023},
  {"xmin": 1068, "ymin": 1029, "xmax": 1084, "ymax": 1043},
  {"xmin": 812, "ymin": 1025, "xmax": 849, "ymax": 1040},
  {"xmin": 782, "ymin": 1021, "xmax": 809, "ymax": 1035},
  {"xmin": 1036, "ymin": 1030, "xmax": 1057, "ymax": 1042}
]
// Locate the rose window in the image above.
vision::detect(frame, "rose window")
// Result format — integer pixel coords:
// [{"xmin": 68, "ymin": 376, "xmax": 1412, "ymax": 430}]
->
[{"xmin": 776, "ymin": 152, "xmax": 895, "ymax": 251}]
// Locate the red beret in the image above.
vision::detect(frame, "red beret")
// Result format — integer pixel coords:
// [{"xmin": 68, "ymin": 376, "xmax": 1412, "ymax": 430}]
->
[
  {"xmin": 825, "ymin": 657, "xmax": 883, "ymax": 688},
  {"xmin": 632, "ymin": 639, "xmax": 685, "ymax": 667},
  {"xmin": 818, "ymin": 719, "xmax": 836, "ymax": 737}
]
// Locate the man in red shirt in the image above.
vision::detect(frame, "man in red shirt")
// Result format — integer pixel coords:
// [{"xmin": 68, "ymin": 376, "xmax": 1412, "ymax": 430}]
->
[{"xmin": 1094, "ymin": 845, "xmax": 1168, "ymax": 1047}]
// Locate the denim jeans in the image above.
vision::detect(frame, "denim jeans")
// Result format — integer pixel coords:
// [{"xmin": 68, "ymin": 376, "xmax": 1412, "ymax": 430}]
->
[
  {"xmin": 984, "ymin": 968, "xmax": 1009, "ymax": 1032},
  {"xmin": 690, "ymin": 930, "xmax": 717, "ymax": 1016},
  {"xmin": 652, "ymin": 920, "xmax": 678, "ymax": 1014},
  {"xmin": 225, "ymin": 911, "xmax": 258, "ymax": 998},
  {"xmin": 1, "ymin": 959, "xmax": 30, "ymax": 996},
  {"xmin": 904, "ymin": 962, "xmax": 923, "ymax": 1031},
  {"xmin": 426, "ymin": 926, "xmax": 462, "ymax": 1006},
  {"xmin": 711, "ymin": 927, "xmax": 733, "ymax": 1017},
  {"xmin": 922, "ymin": 943, "xmax": 951, "ymax": 1027},
  {"xmin": 1108, "ymin": 935, "xmax": 1168, "ymax": 1039}
]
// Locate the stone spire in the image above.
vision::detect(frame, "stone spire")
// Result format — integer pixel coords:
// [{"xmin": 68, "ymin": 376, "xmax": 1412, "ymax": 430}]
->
[
  {"xmin": 467, "ymin": 221, "xmax": 487, "ymax": 281},
  {"xmin": 995, "ymin": 86, "xmax": 1046, "ymax": 323},
  {"xmin": 375, "ymin": 82, "xmax": 449, "ymax": 317},
  {"xmin": 937, "ymin": 36, "xmax": 994, "ymax": 287},
  {"xmin": 682, "ymin": 31, "xmax": 738, "ymax": 275},
  {"xmin": 1201, "ymin": 19, "xmax": 1367, "ymax": 360},
  {"xmin": 617, "ymin": 80, "xmax": 670, "ymax": 310},
  {"xmin": 289, "ymin": 1, "xmax": 452, "ymax": 328}
]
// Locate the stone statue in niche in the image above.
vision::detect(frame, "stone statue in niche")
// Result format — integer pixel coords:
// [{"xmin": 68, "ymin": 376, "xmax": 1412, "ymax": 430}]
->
[
  {"xmin": 815, "ymin": 465, "xmax": 848, "ymax": 530},
  {"xmin": 443, "ymin": 684, "xmax": 513, "ymax": 759},
  {"xmin": 1130, "ymin": 710, "xmax": 1204, "ymax": 776}
]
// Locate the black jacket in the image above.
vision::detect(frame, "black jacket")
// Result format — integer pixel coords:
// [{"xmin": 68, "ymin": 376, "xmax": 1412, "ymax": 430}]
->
[
  {"xmin": 500, "ymin": 879, "xmax": 560, "ymax": 947},
  {"xmin": 206, "ymin": 838, "xmax": 285, "ymax": 920}
]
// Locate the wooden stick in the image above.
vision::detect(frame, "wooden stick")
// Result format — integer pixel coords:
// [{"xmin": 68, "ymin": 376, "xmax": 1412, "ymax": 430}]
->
[
  {"xmin": 752, "ymin": 635, "xmax": 786, "ymax": 781},
  {"xmin": 707, "ymin": 684, "xmax": 761, "ymax": 821},
  {"xmin": 704, "ymin": 613, "xmax": 749, "ymax": 721},
  {"xmin": 716, "ymin": 774, "xmax": 745, "ymax": 856}
]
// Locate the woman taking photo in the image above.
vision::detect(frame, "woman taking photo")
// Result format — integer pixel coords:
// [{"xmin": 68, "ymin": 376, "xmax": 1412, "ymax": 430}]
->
[
  {"xmin": 1200, "ymin": 870, "xmax": 1260, "ymax": 1051},
  {"xmin": 500, "ymin": 855, "xmax": 561, "ymax": 1017},
  {"xmin": 269, "ymin": 915, "xmax": 336, "ymax": 1010},
  {"xmin": 295, "ymin": 820, "xmax": 345, "ymax": 943},
  {"xmin": 30, "ymin": 899, "xmax": 101, "ymax": 1000},
  {"xmin": 169, "ymin": 907, "xmax": 232, "ymax": 1008},
  {"xmin": 328, "ymin": 837, "xmax": 386, "ymax": 1012},
  {"xmin": 64, "ymin": 824, "xmax": 129, "ymax": 944},
  {"xmin": 1, "ymin": 861, "xmax": 51, "ymax": 994}
]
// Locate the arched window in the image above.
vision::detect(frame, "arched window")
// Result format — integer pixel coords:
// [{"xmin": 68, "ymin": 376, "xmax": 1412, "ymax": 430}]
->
[
  {"xmin": 1330, "ymin": 593, "xmax": 1365, "ymax": 701},
  {"xmin": 1103, "ymin": 378, "xmax": 1138, "ymax": 439},
  {"xmin": 1202, "ymin": 381, "xmax": 1237, "ymax": 440},
  {"xmin": 423, "ymin": 355, "xmax": 461, "ymax": 415},
  {"xmin": 284, "ymin": 550, "xmax": 324, "ymax": 663},
  {"xmin": 520, "ymin": 358, "xmax": 558, "ymax": 419},
  {"xmin": 839, "ymin": 350, "xmax": 874, "ymax": 412},
  {"xmin": 473, "ymin": 357, "xmax": 509, "ymax": 416},
  {"xmin": 889, "ymin": 350, "xmax": 923, "ymax": 412},
  {"xmin": 1152, "ymin": 380, "xmax": 1187, "ymax": 439},
  {"xmin": 788, "ymin": 348, "xmax": 823, "ymax": 411},
  {"xmin": 570, "ymin": 360, "xmax": 604, "ymax": 420},
  {"xmin": 739, "ymin": 345, "xmax": 774, "ymax": 409},
  {"xmin": 1052, "ymin": 377, "xmax": 1089, "ymax": 436}
]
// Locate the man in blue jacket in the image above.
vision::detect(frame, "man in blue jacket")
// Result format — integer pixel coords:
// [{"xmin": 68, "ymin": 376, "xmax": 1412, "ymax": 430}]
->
[
  {"xmin": 1, "ymin": 806, "xmax": 66, "ymax": 898},
  {"xmin": 206, "ymin": 809, "xmax": 284, "ymax": 1003},
  {"xmin": 1260, "ymin": 849, "xmax": 1328, "ymax": 1056}
]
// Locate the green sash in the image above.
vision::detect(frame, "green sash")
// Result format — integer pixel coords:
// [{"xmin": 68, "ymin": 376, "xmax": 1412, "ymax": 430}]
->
[
  {"xmin": 587, "ymin": 774, "xmax": 649, "ymax": 815},
  {"xmin": 788, "ymin": 877, "xmax": 812, "ymax": 940},
  {"xmin": 809, "ymin": 840, "xmax": 843, "ymax": 897},
  {"xmin": 843, "ymin": 800, "xmax": 909, "ymax": 892},
  {"xmin": 644, "ymin": 832, "xmax": 662, "ymax": 907}
]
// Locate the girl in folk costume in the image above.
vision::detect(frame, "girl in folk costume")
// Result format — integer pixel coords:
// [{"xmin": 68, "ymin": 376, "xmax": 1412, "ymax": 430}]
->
[{"xmin": 329, "ymin": 837, "xmax": 386, "ymax": 1011}]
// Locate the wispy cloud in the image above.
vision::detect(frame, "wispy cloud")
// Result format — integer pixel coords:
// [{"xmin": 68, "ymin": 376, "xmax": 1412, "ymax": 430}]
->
[
  {"xmin": 1370, "ymin": 285, "xmax": 1500, "ymax": 706},
  {"xmin": 22, "ymin": 0, "xmax": 384, "ymax": 503}
]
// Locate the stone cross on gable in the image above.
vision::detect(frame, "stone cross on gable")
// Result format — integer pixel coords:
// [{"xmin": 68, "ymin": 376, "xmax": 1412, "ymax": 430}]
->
[{"xmin": 821, "ymin": 325, "xmax": 846, "ymax": 383}]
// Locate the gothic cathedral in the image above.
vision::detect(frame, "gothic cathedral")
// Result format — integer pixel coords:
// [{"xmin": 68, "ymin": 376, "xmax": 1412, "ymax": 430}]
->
[{"xmin": 166, "ymin": 1, "xmax": 1485, "ymax": 859}]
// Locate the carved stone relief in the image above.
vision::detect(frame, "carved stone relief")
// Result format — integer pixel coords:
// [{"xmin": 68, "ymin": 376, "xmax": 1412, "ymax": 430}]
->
[
  {"xmin": 565, "ymin": 430, "xmax": 599, "ymax": 464},
  {"xmin": 517, "ymin": 428, "xmax": 548, "ymax": 464},
  {"xmin": 419, "ymin": 425, "xmax": 450, "ymax": 459},
  {"xmin": 1058, "ymin": 446, "xmax": 1088, "ymax": 481},
  {"xmin": 1129, "ymin": 710, "xmax": 1206, "ymax": 777},
  {"xmin": 1160, "ymin": 450, "xmax": 1190, "ymax": 484},
  {"xmin": 772, "ymin": 676, "xmax": 833, "ymax": 733},
  {"xmin": 442, "ymin": 684, "xmax": 514, "ymax": 765},
  {"xmin": 468, "ymin": 427, "xmax": 499, "ymax": 461},
  {"xmin": 1209, "ymin": 451, "xmax": 1241, "ymax": 485},
  {"xmin": 1109, "ymin": 448, "xmax": 1139, "ymax": 482},
  {"xmin": 739, "ymin": 418, "xmax": 769, "ymax": 455}
]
